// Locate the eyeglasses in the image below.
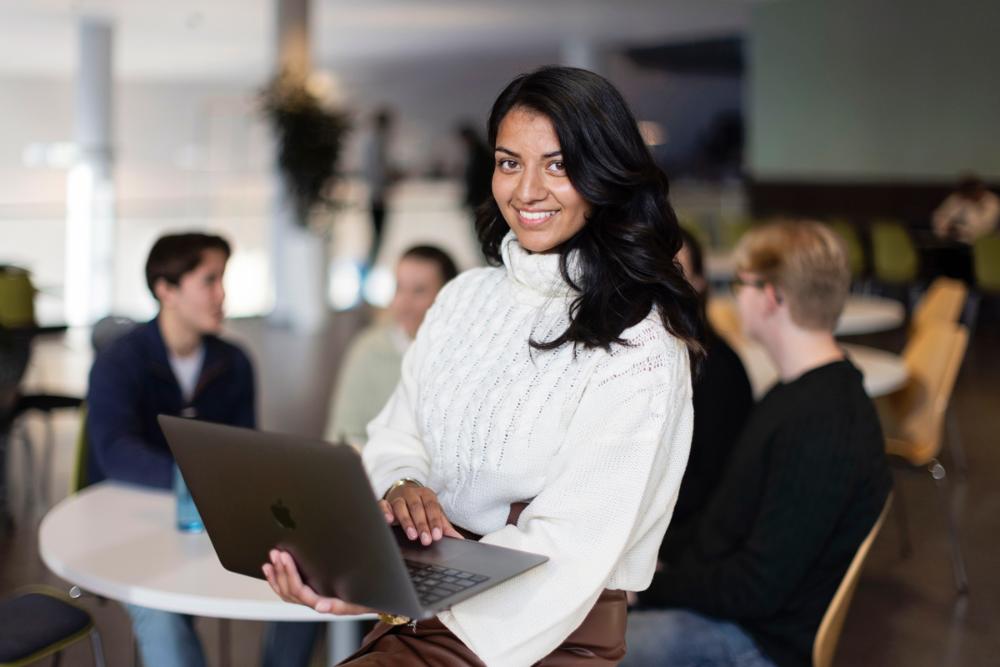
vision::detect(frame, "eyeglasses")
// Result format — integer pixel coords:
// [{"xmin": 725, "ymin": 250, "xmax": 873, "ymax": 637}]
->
[{"xmin": 728, "ymin": 276, "xmax": 768, "ymax": 293}]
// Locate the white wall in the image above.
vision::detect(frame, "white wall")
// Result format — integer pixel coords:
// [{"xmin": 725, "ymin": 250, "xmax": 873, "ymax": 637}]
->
[{"xmin": 748, "ymin": 0, "xmax": 1000, "ymax": 182}]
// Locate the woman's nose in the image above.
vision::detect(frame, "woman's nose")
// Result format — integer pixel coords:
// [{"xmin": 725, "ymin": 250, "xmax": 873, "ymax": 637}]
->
[{"xmin": 515, "ymin": 168, "xmax": 547, "ymax": 203}]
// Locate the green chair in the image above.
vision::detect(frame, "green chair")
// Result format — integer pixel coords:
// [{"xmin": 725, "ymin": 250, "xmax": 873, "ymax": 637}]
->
[
  {"xmin": 71, "ymin": 406, "xmax": 92, "ymax": 495},
  {"xmin": 0, "ymin": 585, "xmax": 106, "ymax": 666},
  {"xmin": 973, "ymin": 235, "xmax": 1000, "ymax": 293},
  {"xmin": 871, "ymin": 219, "xmax": 919, "ymax": 286},
  {"xmin": 829, "ymin": 219, "xmax": 866, "ymax": 281},
  {"xmin": 719, "ymin": 216, "xmax": 755, "ymax": 250},
  {"xmin": 679, "ymin": 218, "xmax": 712, "ymax": 252},
  {"xmin": 0, "ymin": 267, "xmax": 36, "ymax": 329}
]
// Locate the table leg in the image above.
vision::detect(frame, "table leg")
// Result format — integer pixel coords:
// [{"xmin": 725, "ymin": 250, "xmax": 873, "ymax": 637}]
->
[
  {"xmin": 327, "ymin": 620, "xmax": 363, "ymax": 665},
  {"xmin": 219, "ymin": 618, "xmax": 231, "ymax": 667}
]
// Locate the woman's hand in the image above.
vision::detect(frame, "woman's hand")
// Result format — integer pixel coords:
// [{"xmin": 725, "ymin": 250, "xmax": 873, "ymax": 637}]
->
[
  {"xmin": 380, "ymin": 482, "xmax": 465, "ymax": 545},
  {"xmin": 263, "ymin": 549, "xmax": 376, "ymax": 615}
]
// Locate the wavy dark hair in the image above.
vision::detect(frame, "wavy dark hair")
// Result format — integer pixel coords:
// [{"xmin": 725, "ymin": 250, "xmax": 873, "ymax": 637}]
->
[{"xmin": 476, "ymin": 66, "xmax": 704, "ymax": 367}]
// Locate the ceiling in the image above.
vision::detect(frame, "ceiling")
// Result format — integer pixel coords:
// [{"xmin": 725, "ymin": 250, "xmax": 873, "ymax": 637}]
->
[{"xmin": 0, "ymin": 0, "xmax": 751, "ymax": 80}]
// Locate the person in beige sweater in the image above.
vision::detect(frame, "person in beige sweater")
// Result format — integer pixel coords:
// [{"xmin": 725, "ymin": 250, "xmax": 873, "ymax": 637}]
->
[{"xmin": 325, "ymin": 245, "xmax": 457, "ymax": 447}]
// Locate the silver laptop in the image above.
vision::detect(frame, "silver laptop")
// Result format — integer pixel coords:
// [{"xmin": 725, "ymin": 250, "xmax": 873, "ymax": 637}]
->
[{"xmin": 158, "ymin": 415, "xmax": 548, "ymax": 620}]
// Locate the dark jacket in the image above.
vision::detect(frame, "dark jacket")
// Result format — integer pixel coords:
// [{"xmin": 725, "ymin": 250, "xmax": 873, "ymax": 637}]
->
[{"xmin": 86, "ymin": 318, "xmax": 255, "ymax": 489}]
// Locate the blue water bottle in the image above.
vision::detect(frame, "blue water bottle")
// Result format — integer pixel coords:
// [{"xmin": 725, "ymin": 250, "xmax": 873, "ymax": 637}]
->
[{"xmin": 174, "ymin": 463, "xmax": 204, "ymax": 533}]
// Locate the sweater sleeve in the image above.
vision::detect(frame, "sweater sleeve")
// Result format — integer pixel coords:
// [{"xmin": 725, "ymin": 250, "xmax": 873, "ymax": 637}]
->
[
  {"xmin": 87, "ymin": 351, "xmax": 173, "ymax": 489},
  {"xmin": 437, "ymin": 339, "xmax": 693, "ymax": 666},
  {"xmin": 639, "ymin": 415, "xmax": 857, "ymax": 619}
]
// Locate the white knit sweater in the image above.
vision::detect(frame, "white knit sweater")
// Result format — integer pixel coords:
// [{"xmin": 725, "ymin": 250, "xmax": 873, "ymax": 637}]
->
[{"xmin": 362, "ymin": 232, "xmax": 694, "ymax": 666}]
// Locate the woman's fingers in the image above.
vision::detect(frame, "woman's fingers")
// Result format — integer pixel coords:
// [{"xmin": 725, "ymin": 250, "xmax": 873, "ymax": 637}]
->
[
  {"xmin": 264, "ymin": 551, "xmax": 373, "ymax": 615},
  {"xmin": 389, "ymin": 496, "xmax": 418, "ymax": 540},
  {"xmin": 405, "ymin": 495, "xmax": 433, "ymax": 545},
  {"xmin": 378, "ymin": 499, "xmax": 394, "ymax": 524}
]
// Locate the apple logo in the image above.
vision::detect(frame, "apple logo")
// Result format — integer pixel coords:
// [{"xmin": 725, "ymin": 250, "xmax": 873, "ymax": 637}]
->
[{"xmin": 271, "ymin": 499, "xmax": 296, "ymax": 530}]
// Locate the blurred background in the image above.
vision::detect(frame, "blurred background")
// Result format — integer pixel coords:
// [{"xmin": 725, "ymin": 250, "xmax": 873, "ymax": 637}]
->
[{"xmin": 2, "ymin": 1, "xmax": 999, "ymax": 665}]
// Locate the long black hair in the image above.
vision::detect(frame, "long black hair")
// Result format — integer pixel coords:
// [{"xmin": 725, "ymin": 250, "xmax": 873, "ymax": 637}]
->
[{"xmin": 476, "ymin": 66, "xmax": 704, "ymax": 368}]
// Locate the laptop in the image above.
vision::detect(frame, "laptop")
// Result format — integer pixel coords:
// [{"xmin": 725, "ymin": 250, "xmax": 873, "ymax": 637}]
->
[{"xmin": 158, "ymin": 415, "xmax": 548, "ymax": 620}]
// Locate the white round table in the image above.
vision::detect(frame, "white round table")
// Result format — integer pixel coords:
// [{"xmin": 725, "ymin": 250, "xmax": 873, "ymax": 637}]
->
[
  {"xmin": 39, "ymin": 482, "xmax": 371, "ymax": 665},
  {"xmin": 835, "ymin": 296, "xmax": 906, "ymax": 336},
  {"xmin": 733, "ymin": 341, "xmax": 908, "ymax": 400},
  {"xmin": 708, "ymin": 295, "xmax": 905, "ymax": 337}
]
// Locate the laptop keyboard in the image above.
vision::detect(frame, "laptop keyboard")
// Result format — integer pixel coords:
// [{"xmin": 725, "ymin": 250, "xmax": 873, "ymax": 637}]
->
[{"xmin": 405, "ymin": 560, "xmax": 490, "ymax": 606}]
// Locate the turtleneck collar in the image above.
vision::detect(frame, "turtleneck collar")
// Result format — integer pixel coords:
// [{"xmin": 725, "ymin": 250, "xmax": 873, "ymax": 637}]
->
[{"xmin": 500, "ymin": 231, "xmax": 582, "ymax": 302}]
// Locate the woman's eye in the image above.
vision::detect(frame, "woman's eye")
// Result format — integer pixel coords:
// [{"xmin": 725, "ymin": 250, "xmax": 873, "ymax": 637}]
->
[
  {"xmin": 498, "ymin": 159, "xmax": 518, "ymax": 170},
  {"xmin": 548, "ymin": 161, "xmax": 566, "ymax": 173}
]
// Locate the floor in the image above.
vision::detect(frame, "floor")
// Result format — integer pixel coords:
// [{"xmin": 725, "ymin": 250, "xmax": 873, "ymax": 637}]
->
[{"xmin": 2, "ymin": 305, "xmax": 999, "ymax": 666}]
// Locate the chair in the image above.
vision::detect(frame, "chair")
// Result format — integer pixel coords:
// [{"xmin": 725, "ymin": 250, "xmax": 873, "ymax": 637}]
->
[
  {"xmin": 829, "ymin": 219, "xmax": 866, "ymax": 283},
  {"xmin": 973, "ymin": 235, "xmax": 1000, "ymax": 293},
  {"xmin": 0, "ymin": 266, "xmax": 36, "ymax": 329},
  {"xmin": 879, "ymin": 322, "xmax": 969, "ymax": 593},
  {"xmin": 910, "ymin": 277, "xmax": 967, "ymax": 335},
  {"xmin": 706, "ymin": 297, "xmax": 744, "ymax": 348},
  {"xmin": 0, "ymin": 585, "xmax": 106, "ymax": 666},
  {"xmin": 812, "ymin": 494, "xmax": 892, "ymax": 667},
  {"xmin": 719, "ymin": 216, "xmax": 755, "ymax": 250},
  {"xmin": 870, "ymin": 219, "xmax": 919, "ymax": 287}
]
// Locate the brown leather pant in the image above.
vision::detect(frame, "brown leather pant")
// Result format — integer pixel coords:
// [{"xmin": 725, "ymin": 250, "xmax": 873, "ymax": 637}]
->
[{"xmin": 339, "ymin": 504, "xmax": 627, "ymax": 666}]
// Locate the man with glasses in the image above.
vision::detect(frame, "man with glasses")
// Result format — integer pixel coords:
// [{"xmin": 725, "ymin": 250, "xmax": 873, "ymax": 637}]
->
[{"xmin": 624, "ymin": 221, "xmax": 892, "ymax": 667}]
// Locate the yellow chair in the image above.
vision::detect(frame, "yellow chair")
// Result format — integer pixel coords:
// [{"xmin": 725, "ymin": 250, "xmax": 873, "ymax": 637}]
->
[
  {"xmin": 0, "ymin": 267, "xmax": 36, "ymax": 329},
  {"xmin": 973, "ymin": 235, "xmax": 1000, "ymax": 293},
  {"xmin": 829, "ymin": 219, "xmax": 866, "ymax": 281},
  {"xmin": 880, "ymin": 322, "xmax": 969, "ymax": 593},
  {"xmin": 870, "ymin": 219, "xmax": 919, "ymax": 286},
  {"xmin": 812, "ymin": 495, "xmax": 892, "ymax": 667},
  {"xmin": 706, "ymin": 297, "xmax": 744, "ymax": 348},
  {"xmin": 679, "ymin": 218, "xmax": 712, "ymax": 252},
  {"xmin": 910, "ymin": 277, "xmax": 967, "ymax": 335},
  {"xmin": 719, "ymin": 216, "xmax": 756, "ymax": 250}
]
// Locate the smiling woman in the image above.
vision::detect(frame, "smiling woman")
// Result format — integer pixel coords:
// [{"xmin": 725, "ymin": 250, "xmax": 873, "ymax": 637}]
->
[{"xmin": 264, "ymin": 66, "xmax": 704, "ymax": 666}]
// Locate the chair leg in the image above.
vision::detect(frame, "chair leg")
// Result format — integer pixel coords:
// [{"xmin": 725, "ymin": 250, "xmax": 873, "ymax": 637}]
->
[
  {"xmin": 946, "ymin": 409, "xmax": 969, "ymax": 479},
  {"xmin": 892, "ymin": 471, "xmax": 913, "ymax": 558},
  {"xmin": 40, "ymin": 411, "xmax": 55, "ymax": 509},
  {"xmin": 929, "ymin": 460, "xmax": 969, "ymax": 594},
  {"xmin": 19, "ymin": 422, "xmax": 36, "ymax": 516},
  {"xmin": 90, "ymin": 628, "xmax": 107, "ymax": 667}
]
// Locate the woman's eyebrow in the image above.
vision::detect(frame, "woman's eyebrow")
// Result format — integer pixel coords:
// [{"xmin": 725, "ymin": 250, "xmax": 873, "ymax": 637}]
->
[{"xmin": 494, "ymin": 146, "xmax": 563, "ymax": 158}]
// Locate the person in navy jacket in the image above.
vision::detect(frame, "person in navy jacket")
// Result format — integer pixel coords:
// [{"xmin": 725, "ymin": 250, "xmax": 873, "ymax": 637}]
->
[{"xmin": 87, "ymin": 232, "xmax": 315, "ymax": 667}]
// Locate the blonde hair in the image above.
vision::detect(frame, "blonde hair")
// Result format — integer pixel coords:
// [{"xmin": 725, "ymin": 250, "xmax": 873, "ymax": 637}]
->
[{"xmin": 733, "ymin": 220, "xmax": 850, "ymax": 331}]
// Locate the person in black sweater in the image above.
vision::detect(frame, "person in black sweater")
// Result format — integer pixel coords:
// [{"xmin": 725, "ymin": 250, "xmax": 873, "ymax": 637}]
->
[
  {"xmin": 625, "ymin": 221, "xmax": 892, "ymax": 667},
  {"xmin": 671, "ymin": 227, "xmax": 754, "ymax": 530}
]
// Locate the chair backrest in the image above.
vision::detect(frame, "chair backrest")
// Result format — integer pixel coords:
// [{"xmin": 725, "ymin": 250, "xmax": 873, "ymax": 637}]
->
[
  {"xmin": 973, "ymin": 235, "xmax": 1000, "ymax": 292},
  {"xmin": 813, "ymin": 494, "xmax": 892, "ymax": 667},
  {"xmin": 829, "ymin": 219, "xmax": 865, "ymax": 279},
  {"xmin": 871, "ymin": 220, "xmax": 919, "ymax": 285},
  {"xmin": 706, "ymin": 297, "xmax": 745, "ymax": 347},
  {"xmin": 884, "ymin": 322, "xmax": 968, "ymax": 466},
  {"xmin": 720, "ymin": 216, "xmax": 756, "ymax": 250},
  {"xmin": 70, "ymin": 405, "xmax": 91, "ymax": 495},
  {"xmin": 910, "ymin": 277, "xmax": 968, "ymax": 334},
  {"xmin": 0, "ymin": 266, "xmax": 36, "ymax": 329}
]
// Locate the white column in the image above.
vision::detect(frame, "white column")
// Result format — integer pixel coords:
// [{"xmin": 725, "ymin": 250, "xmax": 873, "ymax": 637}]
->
[
  {"xmin": 65, "ymin": 16, "xmax": 115, "ymax": 327},
  {"xmin": 559, "ymin": 38, "xmax": 605, "ymax": 74},
  {"xmin": 268, "ymin": 0, "xmax": 310, "ymax": 325}
]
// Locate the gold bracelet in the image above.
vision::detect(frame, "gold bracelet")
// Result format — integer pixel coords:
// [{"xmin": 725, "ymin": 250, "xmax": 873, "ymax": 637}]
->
[
  {"xmin": 378, "ymin": 612, "xmax": 412, "ymax": 626},
  {"xmin": 382, "ymin": 477, "xmax": 423, "ymax": 500}
]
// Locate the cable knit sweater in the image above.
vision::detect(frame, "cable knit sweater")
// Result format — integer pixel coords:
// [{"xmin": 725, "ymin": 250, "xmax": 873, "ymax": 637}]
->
[{"xmin": 362, "ymin": 232, "xmax": 694, "ymax": 666}]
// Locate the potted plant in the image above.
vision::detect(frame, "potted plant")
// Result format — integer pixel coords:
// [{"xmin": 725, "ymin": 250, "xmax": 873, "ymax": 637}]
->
[{"xmin": 260, "ymin": 70, "xmax": 350, "ymax": 331}]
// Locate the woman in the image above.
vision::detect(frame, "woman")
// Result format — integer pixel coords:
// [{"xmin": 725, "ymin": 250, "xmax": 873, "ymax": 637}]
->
[{"xmin": 264, "ymin": 66, "xmax": 703, "ymax": 665}]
